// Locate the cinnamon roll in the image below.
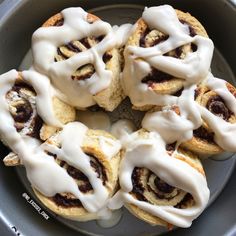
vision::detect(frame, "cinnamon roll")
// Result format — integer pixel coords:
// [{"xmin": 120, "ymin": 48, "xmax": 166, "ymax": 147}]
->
[
  {"xmin": 109, "ymin": 130, "xmax": 209, "ymax": 228},
  {"xmin": 1, "ymin": 70, "xmax": 75, "ymax": 166},
  {"xmin": 32, "ymin": 7, "xmax": 126, "ymax": 111},
  {"xmin": 122, "ymin": 5, "xmax": 213, "ymax": 110},
  {"xmin": 33, "ymin": 122, "xmax": 121, "ymax": 221},
  {"xmin": 181, "ymin": 80, "xmax": 236, "ymax": 155}
]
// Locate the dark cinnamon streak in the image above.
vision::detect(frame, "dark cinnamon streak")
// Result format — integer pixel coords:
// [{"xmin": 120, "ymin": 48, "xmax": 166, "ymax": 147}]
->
[
  {"xmin": 141, "ymin": 68, "xmax": 173, "ymax": 85},
  {"xmin": 175, "ymin": 193, "xmax": 194, "ymax": 209},
  {"xmin": 154, "ymin": 177, "xmax": 175, "ymax": 193},
  {"xmin": 103, "ymin": 52, "xmax": 112, "ymax": 64},
  {"xmin": 131, "ymin": 168, "xmax": 179, "ymax": 202},
  {"xmin": 54, "ymin": 18, "xmax": 64, "ymax": 26},
  {"xmin": 140, "ymin": 20, "xmax": 198, "ymax": 87},
  {"xmin": 9, "ymin": 83, "xmax": 43, "ymax": 139},
  {"xmin": 52, "ymin": 154, "xmax": 107, "ymax": 208},
  {"xmin": 53, "ymin": 194, "xmax": 82, "ymax": 207},
  {"xmin": 193, "ymin": 126, "xmax": 215, "ymax": 144},
  {"xmin": 166, "ymin": 142, "xmax": 177, "ymax": 153},
  {"xmin": 13, "ymin": 99, "xmax": 32, "ymax": 123},
  {"xmin": 206, "ymin": 95, "xmax": 233, "ymax": 121},
  {"xmin": 66, "ymin": 42, "xmax": 82, "ymax": 53},
  {"xmin": 131, "ymin": 168, "xmax": 148, "ymax": 202}
]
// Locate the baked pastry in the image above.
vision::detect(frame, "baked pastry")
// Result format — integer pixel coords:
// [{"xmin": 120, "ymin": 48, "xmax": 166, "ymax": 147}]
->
[
  {"xmin": 32, "ymin": 7, "xmax": 126, "ymax": 111},
  {"xmin": 1, "ymin": 70, "xmax": 75, "ymax": 166},
  {"xmin": 181, "ymin": 78, "xmax": 236, "ymax": 155},
  {"xmin": 32, "ymin": 122, "xmax": 121, "ymax": 221},
  {"xmin": 1, "ymin": 4, "xmax": 236, "ymax": 230},
  {"xmin": 142, "ymin": 73, "xmax": 236, "ymax": 156},
  {"xmin": 109, "ymin": 130, "xmax": 209, "ymax": 228},
  {"xmin": 122, "ymin": 5, "xmax": 213, "ymax": 110}
]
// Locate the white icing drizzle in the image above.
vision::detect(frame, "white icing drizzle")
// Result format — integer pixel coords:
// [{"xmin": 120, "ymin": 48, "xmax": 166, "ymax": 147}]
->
[
  {"xmin": 198, "ymin": 105, "xmax": 236, "ymax": 152},
  {"xmin": 41, "ymin": 122, "xmax": 110, "ymax": 212},
  {"xmin": 108, "ymin": 131, "xmax": 210, "ymax": 228},
  {"xmin": 32, "ymin": 7, "xmax": 132, "ymax": 108},
  {"xmin": 143, "ymin": 72, "xmax": 236, "ymax": 153},
  {"xmin": 97, "ymin": 209, "xmax": 123, "ymax": 228},
  {"xmin": 0, "ymin": 93, "xmax": 120, "ymax": 216},
  {"xmin": 21, "ymin": 70, "xmax": 62, "ymax": 127},
  {"xmin": 142, "ymin": 84, "xmax": 202, "ymax": 145},
  {"xmin": 98, "ymin": 136, "xmax": 121, "ymax": 160},
  {"xmin": 113, "ymin": 24, "xmax": 133, "ymax": 47},
  {"xmin": 122, "ymin": 58, "xmax": 178, "ymax": 107},
  {"xmin": 122, "ymin": 5, "xmax": 214, "ymax": 107},
  {"xmin": 0, "ymin": 70, "xmax": 81, "ymax": 198},
  {"xmin": 111, "ymin": 119, "xmax": 136, "ymax": 144},
  {"xmin": 0, "ymin": 4, "xmax": 236, "ymax": 229},
  {"xmin": 0, "ymin": 70, "xmax": 122, "ymax": 217}
]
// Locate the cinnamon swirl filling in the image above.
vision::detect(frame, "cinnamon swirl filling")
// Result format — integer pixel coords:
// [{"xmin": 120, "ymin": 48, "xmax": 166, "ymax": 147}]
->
[
  {"xmin": 51, "ymin": 153, "xmax": 107, "ymax": 208},
  {"xmin": 193, "ymin": 126, "xmax": 215, "ymax": 144},
  {"xmin": 139, "ymin": 22, "xmax": 196, "ymax": 89},
  {"xmin": 131, "ymin": 167, "xmax": 192, "ymax": 208},
  {"xmin": 53, "ymin": 15, "xmax": 113, "ymax": 82},
  {"xmin": 206, "ymin": 95, "xmax": 233, "ymax": 121},
  {"xmin": 6, "ymin": 81, "xmax": 43, "ymax": 139}
]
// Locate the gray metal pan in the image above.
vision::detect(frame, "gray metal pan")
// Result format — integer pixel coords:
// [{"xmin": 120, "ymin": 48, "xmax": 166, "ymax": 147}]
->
[{"xmin": 0, "ymin": 0, "xmax": 235, "ymax": 235}]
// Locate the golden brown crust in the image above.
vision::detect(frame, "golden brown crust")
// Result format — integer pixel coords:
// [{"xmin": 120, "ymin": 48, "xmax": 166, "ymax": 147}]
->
[
  {"xmin": 181, "ymin": 82, "xmax": 236, "ymax": 155},
  {"xmin": 2, "ymin": 71, "xmax": 76, "ymax": 167},
  {"xmin": 3, "ymin": 152, "xmax": 21, "ymax": 166},
  {"xmin": 42, "ymin": 11, "xmax": 124, "ymax": 112},
  {"xmin": 40, "ymin": 97, "xmax": 76, "ymax": 141},
  {"xmin": 175, "ymin": 10, "xmax": 208, "ymax": 37},
  {"xmin": 125, "ymin": 9, "xmax": 208, "ymax": 111},
  {"xmin": 42, "ymin": 13, "xmax": 63, "ymax": 27},
  {"xmin": 42, "ymin": 13, "xmax": 99, "ymax": 27},
  {"xmin": 33, "ymin": 129, "xmax": 121, "ymax": 221},
  {"xmin": 125, "ymin": 129, "xmax": 204, "ymax": 227}
]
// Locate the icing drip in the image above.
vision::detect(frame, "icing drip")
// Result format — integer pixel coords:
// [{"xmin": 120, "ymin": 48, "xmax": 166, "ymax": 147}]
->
[
  {"xmin": 0, "ymin": 70, "xmax": 122, "ymax": 217},
  {"xmin": 41, "ymin": 122, "xmax": 110, "ymax": 213},
  {"xmin": 0, "ymin": 4, "xmax": 236, "ymax": 229},
  {"xmin": 142, "ymin": 73, "xmax": 236, "ymax": 153},
  {"xmin": 98, "ymin": 136, "xmax": 121, "ymax": 160},
  {"xmin": 142, "ymin": 84, "xmax": 202, "ymax": 145},
  {"xmin": 21, "ymin": 71, "xmax": 62, "ymax": 127},
  {"xmin": 0, "ymin": 71, "xmax": 80, "ymax": 198},
  {"xmin": 111, "ymin": 119, "xmax": 136, "ymax": 144},
  {"xmin": 97, "ymin": 209, "xmax": 123, "ymax": 228},
  {"xmin": 122, "ymin": 5, "xmax": 214, "ymax": 107},
  {"xmin": 32, "ymin": 7, "xmax": 132, "ymax": 108},
  {"xmin": 108, "ymin": 131, "xmax": 209, "ymax": 228}
]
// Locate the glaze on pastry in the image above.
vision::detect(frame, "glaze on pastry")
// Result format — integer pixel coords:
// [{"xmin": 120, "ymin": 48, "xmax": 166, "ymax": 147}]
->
[
  {"xmin": 0, "ymin": 70, "xmax": 75, "ymax": 166},
  {"xmin": 32, "ymin": 8, "xmax": 131, "ymax": 111},
  {"xmin": 181, "ymin": 81, "xmax": 236, "ymax": 155},
  {"xmin": 122, "ymin": 5, "xmax": 213, "ymax": 110},
  {"xmin": 1, "ymin": 4, "xmax": 236, "ymax": 230},
  {"xmin": 33, "ymin": 124, "xmax": 121, "ymax": 221},
  {"xmin": 109, "ymin": 130, "xmax": 209, "ymax": 228}
]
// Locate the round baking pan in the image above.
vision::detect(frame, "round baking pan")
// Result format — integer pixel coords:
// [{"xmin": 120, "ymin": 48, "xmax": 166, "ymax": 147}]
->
[{"xmin": 0, "ymin": 0, "xmax": 235, "ymax": 236}]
